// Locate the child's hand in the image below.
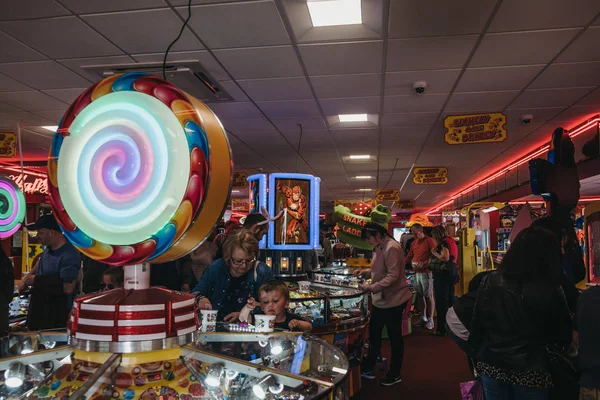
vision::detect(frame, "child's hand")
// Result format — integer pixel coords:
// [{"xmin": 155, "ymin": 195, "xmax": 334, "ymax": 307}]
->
[
  {"xmin": 246, "ymin": 297, "xmax": 260, "ymax": 309},
  {"xmin": 288, "ymin": 319, "xmax": 300, "ymax": 330}
]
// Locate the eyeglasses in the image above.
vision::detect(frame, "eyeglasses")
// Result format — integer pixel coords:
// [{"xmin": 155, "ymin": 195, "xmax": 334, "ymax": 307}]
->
[{"xmin": 231, "ymin": 258, "xmax": 256, "ymax": 266}]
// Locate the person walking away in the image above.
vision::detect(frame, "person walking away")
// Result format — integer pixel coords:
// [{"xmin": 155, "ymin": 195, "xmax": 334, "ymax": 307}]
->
[
  {"xmin": 429, "ymin": 225, "xmax": 458, "ymax": 336},
  {"xmin": 19, "ymin": 214, "xmax": 81, "ymax": 330},
  {"xmin": 405, "ymin": 223, "xmax": 436, "ymax": 330},
  {"xmin": 0, "ymin": 246, "xmax": 13, "ymax": 338},
  {"xmin": 355, "ymin": 222, "xmax": 412, "ymax": 387},
  {"xmin": 469, "ymin": 226, "xmax": 572, "ymax": 400},
  {"xmin": 574, "ymin": 285, "xmax": 600, "ymax": 400}
]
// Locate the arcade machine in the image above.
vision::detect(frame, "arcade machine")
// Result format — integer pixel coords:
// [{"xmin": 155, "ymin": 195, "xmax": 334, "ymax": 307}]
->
[
  {"xmin": 584, "ymin": 201, "xmax": 600, "ymax": 286},
  {"xmin": 0, "ymin": 74, "xmax": 350, "ymax": 399},
  {"xmin": 248, "ymin": 173, "xmax": 364, "ymax": 395}
]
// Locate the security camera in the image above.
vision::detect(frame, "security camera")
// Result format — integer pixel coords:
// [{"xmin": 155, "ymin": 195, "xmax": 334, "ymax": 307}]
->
[
  {"xmin": 257, "ymin": 168, "xmax": 264, "ymax": 172},
  {"xmin": 413, "ymin": 81, "xmax": 427, "ymax": 94},
  {"xmin": 521, "ymin": 114, "xmax": 533, "ymax": 124}
]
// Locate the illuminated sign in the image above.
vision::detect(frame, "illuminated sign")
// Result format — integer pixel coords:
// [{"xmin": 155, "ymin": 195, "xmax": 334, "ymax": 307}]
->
[
  {"xmin": 375, "ymin": 189, "xmax": 400, "ymax": 202},
  {"xmin": 231, "ymin": 198, "xmax": 249, "ymax": 212},
  {"xmin": 232, "ymin": 172, "xmax": 249, "ymax": 188},
  {"xmin": 9, "ymin": 174, "xmax": 48, "ymax": 195},
  {"xmin": 413, "ymin": 167, "xmax": 449, "ymax": 185},
  {"xmin": 444, "ymin": 113, "xmax": 507, "ymax": 144},
  {"xmin": 333, "ymin": 199, "xmax": 376, "ymax": 209},
  {"xmin": 0, "ymin": 133, "xmax": 16, "ymax": 158}
]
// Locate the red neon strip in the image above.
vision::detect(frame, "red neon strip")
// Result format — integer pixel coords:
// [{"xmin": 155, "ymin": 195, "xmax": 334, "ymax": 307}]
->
[{"xmin": 426, "ymin": 115, "xmax": 600, "ymax": 214}]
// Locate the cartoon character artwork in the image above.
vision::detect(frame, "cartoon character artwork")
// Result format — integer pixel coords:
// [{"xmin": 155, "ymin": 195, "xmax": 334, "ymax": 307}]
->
[{"xmin": 276, "ymin": 180, "xmax": 310, "ymax": 244}]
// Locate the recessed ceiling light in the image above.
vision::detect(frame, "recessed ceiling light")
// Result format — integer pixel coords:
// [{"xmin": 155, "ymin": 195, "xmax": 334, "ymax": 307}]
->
[
  {"xmin": 41, "ymin": 126, "xmax": 58, "ymax": 132},
  {"xmin": 308, "ymin": 0, "xmax": 362, "ymax": 27},
  {"xmin": 232, "ymin": 190, "xmax": 240, "ymax": 193},
  {"xmin": 355, "ymin": 176, "xmax": 372, "ymax": 179},
  {"xmin": 349, "ymin": 154, "xmax": 370, "ymax": 160},
  {"xmin": 338, "ymin": 113, "xmax": 368, "ymax": 122},
  {"xmin": 356, "ymin": 188, "xmax": 373, "ymax": 191}
]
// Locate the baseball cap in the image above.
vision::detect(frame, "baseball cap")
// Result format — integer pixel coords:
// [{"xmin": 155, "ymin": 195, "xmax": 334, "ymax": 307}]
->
[{"xmin": 27, "ymin": 214, "xmax": 62, "ymax": 232}]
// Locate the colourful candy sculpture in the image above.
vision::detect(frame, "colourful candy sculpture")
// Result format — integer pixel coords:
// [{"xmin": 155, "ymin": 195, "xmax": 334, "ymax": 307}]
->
[
  {"xmin": 0, "ymin": 176, "xmax": 26, "ymax": 238},
  {"xmin": 48, "ymin": 73, "xmax": 233, "ymax": 265}
]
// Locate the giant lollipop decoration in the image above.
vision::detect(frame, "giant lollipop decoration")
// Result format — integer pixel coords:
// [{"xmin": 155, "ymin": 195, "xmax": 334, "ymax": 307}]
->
[
  {"xmin": 48, "ymin": 72, "xmax": 233, "ymax": 266},
  {"xmin": 0, "ymin": 176, "xmax": 26, "ymax": 238}
]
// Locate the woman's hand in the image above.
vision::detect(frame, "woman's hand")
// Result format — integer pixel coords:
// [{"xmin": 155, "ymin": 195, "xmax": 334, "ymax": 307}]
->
[
  {"xmin": 197, "ymin": 297, "xmax": 212, "ymax": 310},
  {"xmin": 223, "ymin": 312, "xmax": 240, "ymax": 323},
  {"xmin": 353, "ymin": 269, "xmax": 369, "ymax": 278},
  {"xmin": 359, "ymin": 283, "xmax": 372, "ymax": 292}
]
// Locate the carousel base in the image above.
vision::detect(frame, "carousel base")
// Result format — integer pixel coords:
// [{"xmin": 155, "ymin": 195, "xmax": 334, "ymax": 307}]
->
[{"xmin": 69, "ymin": 332, "xmax": 197, "ymax": 354}]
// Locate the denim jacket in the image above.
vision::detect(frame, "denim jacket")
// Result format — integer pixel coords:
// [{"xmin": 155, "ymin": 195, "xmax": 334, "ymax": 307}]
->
[{"xmin": 191, "ymin": 258, "xmax": 274, "ymax": 314}]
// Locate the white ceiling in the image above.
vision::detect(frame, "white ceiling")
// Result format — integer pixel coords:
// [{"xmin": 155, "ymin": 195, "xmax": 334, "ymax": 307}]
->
[{"xmin": 0, "ymin": 0, "xmax": 600, "ymax": 209}]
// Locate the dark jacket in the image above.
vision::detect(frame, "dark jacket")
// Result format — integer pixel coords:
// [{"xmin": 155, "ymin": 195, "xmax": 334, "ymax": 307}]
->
[
  {"xmin": 469, "ymin": 271, "xmax": 572, "ymax": 372},
  {"xmin": 191, "ymin": 258, "xmax": 273, "ymax": 312},
  {"xmin": 0, "ymin": 247, "xmax": 13, "ymax": 336}
]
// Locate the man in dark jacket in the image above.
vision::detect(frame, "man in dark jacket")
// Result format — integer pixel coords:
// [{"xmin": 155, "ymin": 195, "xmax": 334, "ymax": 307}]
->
[
  {"xmin": 20, "ymin": 214, "xmax": 81, "ymax": 331},
  {"xmin": 0, "ymin": 246, "xmax": 13, "ymax": 338}
]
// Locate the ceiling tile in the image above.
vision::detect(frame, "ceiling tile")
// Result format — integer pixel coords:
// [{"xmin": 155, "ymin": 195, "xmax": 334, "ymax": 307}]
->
[
  {"xmin": 469, "ymin": 29, "xmax": 580, "ymax": 67},
  {"xmin": 82, "ymin": 9, "xmax": 203, "ymax": 54},
  {"xmin": 488, "ymin": 0, "xmax": 600, "ymax": 32},
  {"xmin": 529, "ymin": 61, "xmax": 600, "ymax": 88},
  {"xmin": 0, "ymin": 0, "xmax": 69, "ymax": 21},
  {"xmin": 271, "ymin": 116, "xmax": 326, "ymax": 131},
  {"xmin": 387, "ymin": 36, "xmax": 477, "ymax": 71},
  {"xmin": 299, "ymin": 41, "xmax": 383, "ymax": 75},
  {"xmin": 31, "ymin": 110, "xmax": 65, "ymax": 122},
  {"xmin": 59, "ymin": 0, "xmax": 167, "ymax": 13},
  {"xmin": 238, "ymin": 77, "xmax": 312, "ymax": 101},
  {"xmin": 511, "ymin": 87, "xmax": 595, "ymax": 109},
  {"xmin": 169, "ymin": 0, "xmax": 253, "ymax": 5},
  {"xmin": 319, "ymin": 97, "xmax": 380, "ymax": 116},
  {"xmin": 208, "ymin": 102, "xmax": 263, "ymax": 119},
  {"xmin": 0, "ymin": 91, "xmax": 69, "ymax": 111},
  {"xmin": 577, "ymin": 87, "xmax": 600, "ymax": 106},
  {"xmin": 0, "ymin": 32, "xmax": 47, "ymax": 63},
  {"xmin": 257, "ymin": 99, "xmax": 321, "ymax": 118},
  {"xmin": 218, "ymin": 81, "xmax": 249, "ymax": 102},
  {"xmin": 445, "ymin": 91, "xmax": 519, "ymax": 112},
  {"xmin": 382, "ymin": 126, "xmax": 431, "ymax": 141},
  {"xmin": 456, "ymin": 65, "xmax": 545, "ymax": 92},
  {"xmin": 556, "ymin": 27, "xmax": 600, "ymax": 63},
  {"xmin": 178, "ymin": 1, "xmax": 289, "ymax": 49},
  {"xmin": 219, "ymin": 117, "xmax": 275, "ymax": 132},
  {"xmin": 41, "ymin": 88, "xmax": 87, "ymax": 104},
  {"xmin": 213, "ymin": 46, "xmax": 302, "ymax": 79},
  {"xmin": 503, "ymin": 107, "xmax": 565, "ymax": 123},
  {"xmin": 0, "ymin": 73, "xmax": 33, "ymax": 92},
  {"xmin": 389, "ymin": 0, "xmax": 496, "ymax": 38},
  {"xmin": 331, "ymin": 128, "xmax": 378, "ymax": 144},
  {"xmin": 380, "ymin": 136, "xmax": 427, "ymax": 155},
  {"xmin": 0, "ymin": 17, "xmax": 123, "ymax": 59},
  {"xmin": 385, "ymin": 69, "xmax": 460, "ymax": 96},
  {"xmin": 311, "ymin": 74, "xmax": 381, "ymax": 98},
  {"xmin": 0, "ymin": 61, "xmax": 91, "ymax": 89},
  {"xmin": 0, "ymin": 102, "xmax": 24, "ymax": 113},
  {"xmin": 384, "ymin": 94, "xmax": 447, "ymax": 113},
  {"xmin": 131, "ymin": 50, "xmax": 228, "ymax": 81},
  {"xmin": 58, "ymin": 55, "xmax": 136, "ymax": 83},
  {"xmin": 381, "ymin": 112, "xmax": 438, "ymax": 127}
]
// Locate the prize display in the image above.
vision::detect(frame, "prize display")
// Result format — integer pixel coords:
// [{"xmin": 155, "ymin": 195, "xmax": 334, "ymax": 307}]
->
[
  {"xmin": 0, "ymin": 176, "xmax": 26, "ymax": 239},
  {"xmin": 332, "ymin": 203, "xmax": 391, "ymax": 250}
]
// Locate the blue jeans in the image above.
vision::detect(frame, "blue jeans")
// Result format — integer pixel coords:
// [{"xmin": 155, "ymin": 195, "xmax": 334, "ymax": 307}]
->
[{"xmin": 481, "ymin": 374, "xmax": 548, "ymax": 400}]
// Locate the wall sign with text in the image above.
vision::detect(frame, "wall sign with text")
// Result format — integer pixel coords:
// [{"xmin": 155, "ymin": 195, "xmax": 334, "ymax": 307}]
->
[
  {"xmin": 444, "ymin": 113, "xmax": 507, "ymax": 144},
  {"xmin": 413, "ymin": 167, "xmax": 448, "ymax": 185}
]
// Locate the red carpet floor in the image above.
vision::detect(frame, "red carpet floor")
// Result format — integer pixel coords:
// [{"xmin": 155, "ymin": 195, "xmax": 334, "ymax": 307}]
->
[{"xmin": 352, "ymin": 327, "xmax": 474, "ymax": 399}]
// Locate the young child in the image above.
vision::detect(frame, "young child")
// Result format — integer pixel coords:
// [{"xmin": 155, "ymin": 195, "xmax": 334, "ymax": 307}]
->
[
  {"xmin": 102, "ymin": 267, "xmax": 124, "ymax": 291},
  {"xmin": 241, "ymin": 280, "xmax": 312, "ymax": 332}
]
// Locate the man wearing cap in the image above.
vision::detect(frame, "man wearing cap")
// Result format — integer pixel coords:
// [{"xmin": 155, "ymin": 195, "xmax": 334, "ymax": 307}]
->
[{"xmin": 19, "ymin": 214, "xmax": 81, "ymax": 330}]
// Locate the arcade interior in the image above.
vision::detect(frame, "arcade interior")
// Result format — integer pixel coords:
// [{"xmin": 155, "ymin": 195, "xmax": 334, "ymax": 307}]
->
[{"xmin": 1, "ymin": 0, "xmax": 600, "ymax": 399}]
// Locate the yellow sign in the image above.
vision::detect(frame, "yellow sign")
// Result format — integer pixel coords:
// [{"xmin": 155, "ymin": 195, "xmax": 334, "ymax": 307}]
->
[
  {"xmin": 396, "ymin": 200, "xmax": 416, "ymax": 209},
  {"xmin": 231, "ymin": 198, "xmax": 249, "ymax": 212},
  {"xmin": 333, "ymin": 199, "xmax": 376, "ymax": 208},
  {"xmin": 444, "ymin": 113, "xmax": 507, "ymax": 144},
  {"xmin": 232, "ymin": 172, "xmax": 248, "ymax": 188},
  {"xmin": 0, "ymin": 133, "xmax": 16, "ymax": 158},
  {"xmin": 375, "ymin": 189, "xmax": 400, "ymax": 203},
  {"xmin": 413, "ymin": 167, "xmax": 449, "ymax": 185}
]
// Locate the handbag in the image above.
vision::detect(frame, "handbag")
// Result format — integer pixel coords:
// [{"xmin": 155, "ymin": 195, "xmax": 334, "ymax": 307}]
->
[
  {"xmin": 546, "ymin": 343, "xmax": 579, "ymax": 400},
  {"xmin": 460, "ymin": 379, "xmax": 485, "ymax": 400}
]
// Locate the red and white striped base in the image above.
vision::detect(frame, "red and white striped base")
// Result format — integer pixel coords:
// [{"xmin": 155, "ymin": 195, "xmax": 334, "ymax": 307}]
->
[{"xmin": 68, "ymin": 287, "xmax": 197, "ymax": 343}]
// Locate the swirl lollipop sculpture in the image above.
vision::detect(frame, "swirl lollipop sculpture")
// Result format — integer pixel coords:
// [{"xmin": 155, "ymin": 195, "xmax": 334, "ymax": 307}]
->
[
  {"xmin": 0, "ymin": 177, "xmax": 26, "ymax": 239},
  {"xmin": 48, "ymin": 72, "xmax": 233, "ymax": 265}
]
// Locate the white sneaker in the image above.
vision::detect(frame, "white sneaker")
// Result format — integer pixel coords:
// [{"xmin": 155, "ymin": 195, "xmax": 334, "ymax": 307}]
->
[{"xmin": 425, "ymin": 319, "xmax": 434, "ymax": 330}]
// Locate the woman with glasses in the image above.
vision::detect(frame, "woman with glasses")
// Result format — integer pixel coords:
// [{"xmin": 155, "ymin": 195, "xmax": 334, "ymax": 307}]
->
[{"xmin": 191, "ymin": 230, "xmax": 273, "ymax": 322}]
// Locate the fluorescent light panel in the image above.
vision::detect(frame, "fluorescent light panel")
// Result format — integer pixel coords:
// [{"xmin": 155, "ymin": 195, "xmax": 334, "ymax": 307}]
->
[
  {"xmin": 355, "ymin": 176, "xmax": 372, "ymax": 179},
  {"xmin": 356, "ymin": 188, "xmax": 372, "ymax": 191},
  {"xmin": 308, "ymin": 0, "xmax": 362, "ymax": 27},
  {"xmin": 41, "ymin": 126, "xmax": 58, "ymax": 132},
  {"xmin": 349, "ymin": 155, "xmax": 370, "ymax": 160},
  {"xmin": 338, "ymin": 113, "xmax": 368, "ymax": 122}
]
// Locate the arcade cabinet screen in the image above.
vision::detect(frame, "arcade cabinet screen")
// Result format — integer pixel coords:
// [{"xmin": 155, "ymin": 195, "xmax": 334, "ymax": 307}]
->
[{"xmin": 274, "ymin": 178, "xmax": 311, "ymax": 245}]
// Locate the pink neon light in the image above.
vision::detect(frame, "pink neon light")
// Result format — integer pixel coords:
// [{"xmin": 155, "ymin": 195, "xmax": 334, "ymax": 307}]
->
[{"xmin": 426, "ymin": 115, "xmax": 600, "ymax": 214}]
